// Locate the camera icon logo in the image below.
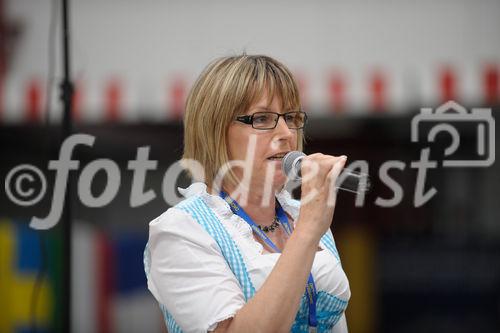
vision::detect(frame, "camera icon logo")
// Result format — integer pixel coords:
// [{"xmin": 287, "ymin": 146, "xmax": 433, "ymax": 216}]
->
[{"xmin": 411, "ymin": 100, "xmax": 495, "ymax": 167}]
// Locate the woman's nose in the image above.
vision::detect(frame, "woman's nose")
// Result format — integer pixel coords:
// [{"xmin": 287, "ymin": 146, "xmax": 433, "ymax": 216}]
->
[{"xmin": 274, "ymin": 116, "xmax": 293, "ymax": 137}]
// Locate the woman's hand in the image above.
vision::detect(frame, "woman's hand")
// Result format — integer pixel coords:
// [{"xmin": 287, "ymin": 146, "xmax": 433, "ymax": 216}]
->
[
  {"xmin": 212, "ymin": 154, "xmax": 347, "ymax": 333},
  {"xmin": 295, "ymin": 153, "xmax": 347, "ymax": 242}
]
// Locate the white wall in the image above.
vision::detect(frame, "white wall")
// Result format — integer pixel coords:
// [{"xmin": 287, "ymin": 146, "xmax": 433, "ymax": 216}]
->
[{"xmin": 3, "ymin": 0, "xmax": 500, "ymax": 122}]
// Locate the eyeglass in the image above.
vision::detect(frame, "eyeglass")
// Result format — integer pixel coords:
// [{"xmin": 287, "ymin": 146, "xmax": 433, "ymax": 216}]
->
[{"xmin": 235, "ymin": 111, "xmax": 307, "ymax": 130}]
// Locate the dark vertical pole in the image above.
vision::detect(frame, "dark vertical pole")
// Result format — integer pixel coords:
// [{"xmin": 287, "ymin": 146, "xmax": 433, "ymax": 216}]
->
[
  {"xmin": 0, "ymin": 0, "xmax": 6, "ymax": 119},
  {"xmin": 60, "ymin": 0, "xmax": 73, "ymax": 332}
]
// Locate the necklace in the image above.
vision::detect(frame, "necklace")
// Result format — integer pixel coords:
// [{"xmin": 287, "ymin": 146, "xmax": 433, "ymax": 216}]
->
[{"xmin": 257, "ymin": 216, "xmax": 280, "ymax": 233}]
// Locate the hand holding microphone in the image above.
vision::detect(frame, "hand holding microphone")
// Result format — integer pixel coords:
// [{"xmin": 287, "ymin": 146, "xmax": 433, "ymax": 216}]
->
[
  {"xmin": 282, "ymin": 151, "xmax": 371, "ymax": 240},
  {"xmin": 286, "ymin": 152, "xmax": 349, "ymax": 239},
  {"xmin": 282, "ymin": 151, "xmax": 370, "ymax": 194}
]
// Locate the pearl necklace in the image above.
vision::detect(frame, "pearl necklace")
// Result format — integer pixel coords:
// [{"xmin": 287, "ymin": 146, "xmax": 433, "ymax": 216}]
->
[{"xmin": 257, "ymin": 216, "xmax": 281, "ymax": 233}]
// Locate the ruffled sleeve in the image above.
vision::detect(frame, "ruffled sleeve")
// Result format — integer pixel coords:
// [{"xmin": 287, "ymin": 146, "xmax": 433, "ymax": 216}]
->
[{"xmin": 147, "ymin": 207, "xmax": 246, "ymax": 332}]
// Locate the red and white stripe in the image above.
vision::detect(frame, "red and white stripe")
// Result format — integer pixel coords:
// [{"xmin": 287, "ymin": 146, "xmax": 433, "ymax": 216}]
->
[
  {"xmin": 328, "ymin": 71, "xmax": 346, "ymax": 114},
  {"xmin": 0, "ymin": 65, "xmax": 497, "ymax": 123},
  {"xmin": 483, "ymin": 64, "xmax": 499, "ymax": 105}
]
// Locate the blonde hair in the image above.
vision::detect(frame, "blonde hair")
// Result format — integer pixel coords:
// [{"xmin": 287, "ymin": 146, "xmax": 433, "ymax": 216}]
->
[{"xmin": 182, "ymin": 54, "xmax": 304, "ymax": 189}]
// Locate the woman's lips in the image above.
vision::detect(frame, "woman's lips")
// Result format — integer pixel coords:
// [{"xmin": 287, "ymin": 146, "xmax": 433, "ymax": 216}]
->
[{"xmin": 266, "ymin": 152, "xmax": 288, "ymax": 160}]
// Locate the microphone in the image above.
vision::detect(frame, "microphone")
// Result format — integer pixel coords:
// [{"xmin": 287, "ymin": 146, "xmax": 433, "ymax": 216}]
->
[{"xmin": 282, "ymin": 151, "xmax": 371, "ymax": 194}]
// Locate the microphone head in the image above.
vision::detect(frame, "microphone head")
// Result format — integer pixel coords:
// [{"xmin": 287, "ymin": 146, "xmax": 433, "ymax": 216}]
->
[{"xmin": 282, "ymin": 151, "xmax": 306, "ymax": 179}]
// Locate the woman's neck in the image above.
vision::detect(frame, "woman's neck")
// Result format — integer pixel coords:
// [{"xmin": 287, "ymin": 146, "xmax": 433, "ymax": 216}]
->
[{"xmin": 221, "ymin": 182, "xmax": 277, "ymax": 227}]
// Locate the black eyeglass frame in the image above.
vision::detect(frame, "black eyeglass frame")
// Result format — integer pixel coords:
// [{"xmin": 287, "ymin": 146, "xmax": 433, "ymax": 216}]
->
[{"xmin": 235, "ymin": 111, "xmax": 308, "ymax": 130}]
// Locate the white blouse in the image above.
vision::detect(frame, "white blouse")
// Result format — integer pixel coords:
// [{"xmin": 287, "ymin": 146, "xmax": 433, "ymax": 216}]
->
[{"xmin": 146, "ymin": 183, "xmax": 350, "ymax": 332}]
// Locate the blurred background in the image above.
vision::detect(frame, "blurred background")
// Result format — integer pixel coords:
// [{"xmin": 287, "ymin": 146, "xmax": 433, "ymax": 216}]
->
[{"xmin": 0, "ymin": 0, "xmax": 499, "ymax": 332}]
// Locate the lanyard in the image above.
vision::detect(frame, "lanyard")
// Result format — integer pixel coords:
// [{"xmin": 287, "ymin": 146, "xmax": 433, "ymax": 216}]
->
[{"xmin": 220, "ymin": 191, "xmax": 318, "ymax": 330}]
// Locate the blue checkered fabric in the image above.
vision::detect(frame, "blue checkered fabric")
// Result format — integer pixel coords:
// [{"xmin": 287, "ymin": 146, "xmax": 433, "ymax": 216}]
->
[
  {"xmin": 176, "ymin": 196, "xmax": 256, "ymax": 301},
  {"xmin": 320, "ymin": 231, "xmax": 340, "ymax": 261},
  {"xmin": 144, "ymin": 194, "xmax": 348, "ymax": 332},
  {"xmin": 160, "ymin": 303, "xmax": 183, "ymax": 333},
  {"xmin": 291, "ymin": 291, "xmax": 349, "ymax": 332}
]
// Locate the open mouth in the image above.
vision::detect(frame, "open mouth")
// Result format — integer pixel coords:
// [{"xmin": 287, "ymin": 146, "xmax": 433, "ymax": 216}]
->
[{"xmin": 267, "ymin": 152, "xmax": 288, "ymax": 161}]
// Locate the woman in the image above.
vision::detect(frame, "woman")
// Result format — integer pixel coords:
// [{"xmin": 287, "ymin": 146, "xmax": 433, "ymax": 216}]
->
[{"xmin": 144, "ymin": 55, "xmax": 350, "ymax": 332}]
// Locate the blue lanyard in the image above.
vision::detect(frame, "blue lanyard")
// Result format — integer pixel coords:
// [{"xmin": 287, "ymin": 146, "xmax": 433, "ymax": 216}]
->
[{"xmin": 220, "ymin": 191, "xmax": 318, "ymax": 330}]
